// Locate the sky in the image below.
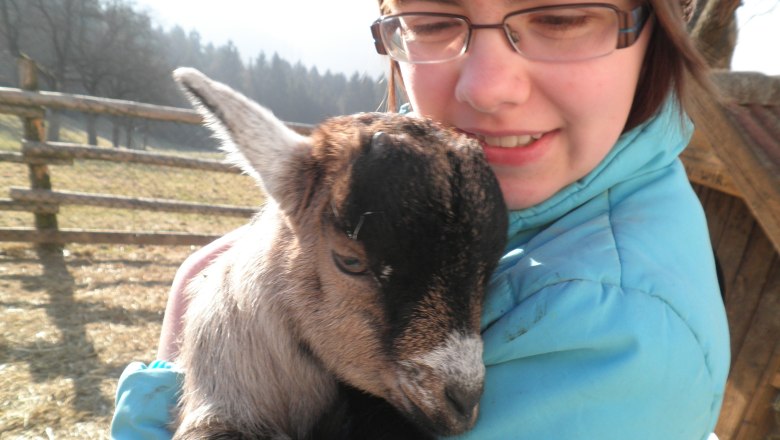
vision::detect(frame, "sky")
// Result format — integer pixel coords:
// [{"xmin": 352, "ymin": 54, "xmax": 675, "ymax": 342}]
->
[
  {"xmin": 134, "ymin": 0, "xmax": 780, "ymax": 77},
  {"xmin": 134, "ymin": 0, "xmax": 386, "ymax": 77}
]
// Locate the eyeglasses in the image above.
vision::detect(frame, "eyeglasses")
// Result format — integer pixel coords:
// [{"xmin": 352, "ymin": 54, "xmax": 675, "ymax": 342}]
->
[{"xmin": 371, "ymin": 3, "xmax": 651, "ymax": 64}]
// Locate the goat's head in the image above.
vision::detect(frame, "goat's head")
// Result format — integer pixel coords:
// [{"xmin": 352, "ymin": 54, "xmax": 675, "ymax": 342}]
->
[{"xmin": 174, "ymin": 68, "xmax": 508, "ymax": 436}]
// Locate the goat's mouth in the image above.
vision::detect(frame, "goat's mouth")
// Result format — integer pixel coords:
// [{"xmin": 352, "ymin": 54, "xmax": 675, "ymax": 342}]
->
[
  {"xmin": 382, "ymin": 332, "xmax": 485, "ymax": 435},
  {"xmin": 390, "ymin": 365, "xmax": 483, "ymax": 436}
]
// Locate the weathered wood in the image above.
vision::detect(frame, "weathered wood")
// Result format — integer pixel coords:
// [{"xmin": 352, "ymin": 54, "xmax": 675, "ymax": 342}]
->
[
  {"xmin": 722, "ymin": 225, "xmax": 776, "ymax": 357},
  {"xmin": 0, "ymin": 151, "xmax": 26, "ymax": 163},
  {"xmin": 9, "ymin": 187, "xmax": 258, "ymax": 217},
  {"xmin": 19, "ymin": 58, "xmax": 58, "ymax": 241},
  {"xmin": 0, "ymin": 86, "xmax": 314, "ymax": 134},
  {"xmin": 0, "ymin": 150, "xmax": 72, "ymax": 165},
  {"xmin": 0, "ymin": 86, "xmax": 202, "ymax": 124},
  {"xmin": 23, "ymin": 141, "xmax": 241, "ymax": 173},
  {"xmin": 701, "ymin": 185, "xmax": 737, "ymax": 250},
  {"xmin": 681, "ymin": 131, "xmax": 740, "ymax": 197},
  {"xmin": 713, "ymin": 70, "xmax": 780, "ymax": 106},
  {"xmin": 688, "ymin": 85, "xmax": 780, "ymax": 253},
  {"xmin": 715, "ymin": 197, "xmax": 757, "ymax": 291},
  {"xmin": 0, "ymin": 227, "xmax": 221, "ymax": 246},
  {"xmin": 716, "ymin": 255, "xmax": 780, "ymax": 440},
  {"xmin": 735, "ymin": 339, "xmax": 780, "ymax": 440},
  {"xmin": 0, "ymin": 198, "xmax": 59, "ymax": 214},
  {"xmin": 0, "ymin": 103, "xmax": 44, "ymax": 119}
]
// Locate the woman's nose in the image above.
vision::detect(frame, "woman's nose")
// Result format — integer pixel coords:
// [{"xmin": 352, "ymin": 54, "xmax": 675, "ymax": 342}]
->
[{"xmin": 454, "ymin": 29, "xmax": 532, "ymax": 114}]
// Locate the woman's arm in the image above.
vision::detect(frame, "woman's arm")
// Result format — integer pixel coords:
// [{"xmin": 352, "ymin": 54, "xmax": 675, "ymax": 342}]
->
[
  {"xmin": 157, "ymin": 225, "xmax": 248, "ymax": 361},
  {"xmin": 112, "ymin": 227, "xmax": 247, "ymax": 439}
]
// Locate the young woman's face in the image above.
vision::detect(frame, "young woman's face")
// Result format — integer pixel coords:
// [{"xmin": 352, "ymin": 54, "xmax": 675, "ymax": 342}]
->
[{"xmin": 386, "ymin": 0, "xmax": 652, "ymax": 210}]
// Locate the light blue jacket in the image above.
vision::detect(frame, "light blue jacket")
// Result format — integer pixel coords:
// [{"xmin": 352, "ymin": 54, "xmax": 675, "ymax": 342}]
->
[{"xmin": 112, "ymin": 101, "xmax": 730, "ymax": 439}]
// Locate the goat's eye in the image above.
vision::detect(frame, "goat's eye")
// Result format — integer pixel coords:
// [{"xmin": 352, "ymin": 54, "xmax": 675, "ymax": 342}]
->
[{"xmin": 332, "ymin": 251, "xmax": 368, "ymax": 275}]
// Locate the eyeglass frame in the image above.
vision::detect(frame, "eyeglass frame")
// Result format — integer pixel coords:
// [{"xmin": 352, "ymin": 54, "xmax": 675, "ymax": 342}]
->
[{"xmin": 370, "ymin": 2, "xmax": 653, "ymax": 64}]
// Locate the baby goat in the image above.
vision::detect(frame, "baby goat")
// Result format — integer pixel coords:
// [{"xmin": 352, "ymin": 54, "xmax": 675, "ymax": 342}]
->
[{"xmin": 172, "ymin": 68, "xmax": 508, "ymax": 440}]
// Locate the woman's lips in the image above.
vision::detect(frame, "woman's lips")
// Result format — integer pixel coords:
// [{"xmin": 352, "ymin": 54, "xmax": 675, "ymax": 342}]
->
[{"xmin": 462, "ymin": 130, "xmax": 556, "ymax": 167}]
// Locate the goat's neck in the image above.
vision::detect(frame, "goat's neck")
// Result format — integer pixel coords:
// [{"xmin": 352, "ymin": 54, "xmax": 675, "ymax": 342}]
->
[{"xmin": 182, "ymin": 204, "xmax": 337, "ymax": 436}]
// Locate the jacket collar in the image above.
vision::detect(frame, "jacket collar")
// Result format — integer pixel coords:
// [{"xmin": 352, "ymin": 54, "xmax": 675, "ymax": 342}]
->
[{"xmin": 506, "ymin": 99, "xmax": 694, "ymax": 244}]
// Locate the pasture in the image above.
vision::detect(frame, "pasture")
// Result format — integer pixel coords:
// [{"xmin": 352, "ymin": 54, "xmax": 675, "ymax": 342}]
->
[{"xmin": 0, "ymin": 112, "xmax": 257, "ymax": 439}]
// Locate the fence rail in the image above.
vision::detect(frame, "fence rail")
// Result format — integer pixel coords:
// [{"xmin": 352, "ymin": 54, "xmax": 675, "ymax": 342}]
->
[
  {"xmin": 23, "ymin": 141, "xmax": 241, "ymax": 173},
  {"xmin": 0, "ymin": 227, "xmax": 221, "ymax": 246},
  {"xmin": 0, "ymin": 86, "xmax": 313, "ymax": 133},
  {"xmin": 0, "ymin": 58, "xmax": 312, "ymax": 247}
]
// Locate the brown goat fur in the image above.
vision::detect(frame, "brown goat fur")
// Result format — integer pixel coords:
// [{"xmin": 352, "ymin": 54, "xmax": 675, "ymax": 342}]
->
[{"xmin": 171, "ymin": 68, "xmax": 508, "ymax": 439}]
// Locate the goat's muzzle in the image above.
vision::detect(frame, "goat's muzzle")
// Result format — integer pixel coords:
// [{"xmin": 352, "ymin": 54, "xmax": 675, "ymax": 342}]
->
[{"xmin": 391, "ymin": 332, "xmax": 485, "ymax": 435}]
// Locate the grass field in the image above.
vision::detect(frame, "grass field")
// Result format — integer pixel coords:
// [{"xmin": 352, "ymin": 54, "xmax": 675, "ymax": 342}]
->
[{"xmin": 0, "ymin": 113, "xmax": 265, "ymax": 438}]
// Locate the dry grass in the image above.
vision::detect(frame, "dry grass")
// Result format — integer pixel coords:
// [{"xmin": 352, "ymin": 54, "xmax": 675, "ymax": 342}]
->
[{"xmin": 0, "ymin": 242, "xmax": 193, "ymax": 439}]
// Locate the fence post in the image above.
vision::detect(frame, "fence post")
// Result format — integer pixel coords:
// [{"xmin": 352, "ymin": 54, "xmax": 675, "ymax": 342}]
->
[{"xmin": 19, "ymin": 57, "xmax": 59, "ymax": 249}]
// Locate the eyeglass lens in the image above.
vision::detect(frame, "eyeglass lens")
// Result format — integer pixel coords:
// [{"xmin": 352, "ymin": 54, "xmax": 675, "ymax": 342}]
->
[{"xmin": 379, "ymin": 5, "xmax": 628, "ymax": 63}]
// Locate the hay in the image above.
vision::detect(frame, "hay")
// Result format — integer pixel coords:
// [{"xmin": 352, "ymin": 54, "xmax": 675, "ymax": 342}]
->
[{"xmin": 0, "ymin": 243, "xmax": 193, "ymax": 439}]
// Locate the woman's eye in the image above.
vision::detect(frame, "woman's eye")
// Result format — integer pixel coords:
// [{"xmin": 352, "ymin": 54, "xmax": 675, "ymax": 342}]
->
[
  {"xmin": 535, "ymin": 14, "xmax": 589, "ymax": 29},
  {"xmin": 332, "ymin": 251, "xmax": 368, "ymax": 275},
  {"xmin": 525, "ymin": 10, "xmax": 604, "ymax": 37}
]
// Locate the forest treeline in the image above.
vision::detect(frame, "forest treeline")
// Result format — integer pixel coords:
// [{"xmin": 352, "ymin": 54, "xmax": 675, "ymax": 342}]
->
[{"xmin": 0, "ymin": 0, "xmax": 387, "ymax": 149}]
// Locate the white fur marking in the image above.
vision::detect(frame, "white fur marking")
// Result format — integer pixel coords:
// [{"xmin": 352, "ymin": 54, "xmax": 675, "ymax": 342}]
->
[{"xmin": 414, "ymin": 332, "xmax": 485, "ymax": 390}]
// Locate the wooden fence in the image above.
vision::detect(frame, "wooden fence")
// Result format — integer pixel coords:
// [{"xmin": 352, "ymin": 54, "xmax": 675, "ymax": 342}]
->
[{"xmin": 0, "ymin": 58, "xmax": 312, "ymax": 247}]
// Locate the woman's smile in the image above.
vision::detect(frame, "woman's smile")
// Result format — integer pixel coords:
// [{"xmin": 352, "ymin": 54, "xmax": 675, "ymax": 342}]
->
[{"xmin": 460, "ymin": 128, "xmax": 556, "ymax": 168}]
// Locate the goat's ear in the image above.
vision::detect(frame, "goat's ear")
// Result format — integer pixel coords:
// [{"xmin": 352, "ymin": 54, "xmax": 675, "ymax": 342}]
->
[{"xmin": 172, "ymin": 67, "xmax": 312, "ymax": 211}]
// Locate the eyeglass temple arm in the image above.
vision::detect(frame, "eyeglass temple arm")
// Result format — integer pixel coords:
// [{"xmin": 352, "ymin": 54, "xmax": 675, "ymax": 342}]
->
[
  {"xmin": 370, "ymin": 21, "xmax": 388, "ymax": 55},
  {"xmin": 617, "ymin": 4, "xmax": 651, "ymax": 49}
]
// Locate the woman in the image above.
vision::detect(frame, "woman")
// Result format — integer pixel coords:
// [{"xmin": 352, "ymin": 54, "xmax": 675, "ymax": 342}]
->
[{"xmin": 112, "ymin": 1, "xmax": 730, "ymax": 438}]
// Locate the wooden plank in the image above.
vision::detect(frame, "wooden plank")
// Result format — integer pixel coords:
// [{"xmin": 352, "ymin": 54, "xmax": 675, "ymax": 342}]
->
[
  {"xmin": 0, "ymin": 86, "xmax": 314, "ymax": 134},
  {"xmin": 22, "ymin": 141, "xmax": 241, "ymax": 173},
  {"xmin": 701, "ymin": 187, "xmax": 737, "ymax": 250},
  {"xmin": 0, "ymin": 198, "xmax": 59, "ymax": 214},
  {"xmin": 0, "ymin": 103, "xmax": 44, "ymax": 119},
  {"xmin": 716, "ymin": 255, "xmax": 780, "ymax": 440},
  {"xmin": 0, "ymin": 86, "xmax": 202, "ymax": 124},
  {"xmin": 18, "ymin": 59, "xmax": 58, "ymax": 240},
  {"xmin": 0, "ymin": 227, "xmax": 221, "ymax": 246},
  {"xmin": 9, "ymin": 187, "xmax": 258, "ymax": 217},
  {"xmin": 688, "ymin": 85, "xmax": 780, "ymax": 254},
  {"xmin": 0, "ymin": 151, "xmax": 27, "ymax": 163},
  {"xmin": 693, "ymin": 182, "xmax": 709, "ymax": 200},
  {"xmin": 723, "ymin": 225, "xmax": 777, "ymax": 357},
  {"xmin": 735, "ymin": 340, "xmax": 780, "ymax": 440},
  {"xmin": 715, "ymin": 196, "xmax": 757, "ymax": 291},
  {"xmin": 0, "ymin": 150, "xmax": 72, "ymax": 165},
  {"xmin": 682, "ymin": 131, "xmax": 741, "ymax": 197}
]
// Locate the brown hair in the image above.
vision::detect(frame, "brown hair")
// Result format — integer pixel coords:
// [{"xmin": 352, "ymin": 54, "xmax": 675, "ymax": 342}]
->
[
  {"xmin": 377, "ymin": 0, "xmax": 713, "ymax": 132},
  {"xmin": 627, "ymin": 0, "xmax": 712, "ymax": 130}
]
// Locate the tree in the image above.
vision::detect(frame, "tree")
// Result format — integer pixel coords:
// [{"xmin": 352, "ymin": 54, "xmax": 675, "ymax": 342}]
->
[
  {"xmin": 31, "ymin": 0, "xmax": 102, "ymax": 140},
  {"xmin": 0, "ymin": 0, "xmax": 25, "ymax": 59},
  {"xmin": 71, "ymin": 0, "xmax": 171, "ymax": 145}
]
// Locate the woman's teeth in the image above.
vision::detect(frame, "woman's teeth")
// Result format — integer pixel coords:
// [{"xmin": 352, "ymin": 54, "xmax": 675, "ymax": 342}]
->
[{"xmin": 478, "ymin": 134, "xmax": 543, "ymax": 148}]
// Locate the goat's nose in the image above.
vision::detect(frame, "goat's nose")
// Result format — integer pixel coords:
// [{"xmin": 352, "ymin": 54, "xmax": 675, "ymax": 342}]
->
[{"xmin": 445, "ymin": 382, "xmax": 482, "ymax": 419}]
